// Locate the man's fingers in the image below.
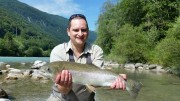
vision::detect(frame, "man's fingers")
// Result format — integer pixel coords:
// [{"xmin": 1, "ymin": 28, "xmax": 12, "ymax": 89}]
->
[
  {"xmin": 55, "ymin": 70, "xmax": 72, "ymax": 87},
  {"xmin": 111, "ymin": 76, "xmax": 126, "ymax": 90},
  {"xmin": 55, "ymin": 73, "xmax": 61, "ymax": 84},
  {"xmin": 119, "ymin": 77, "xmax": 123, "ymax": 89},
  {"xmin": 122, "ymin": 80, "xmax": 126, "ymax": 90},
  {"xmin": 60, "ymin": 70, "xmax": 66, "ymax": 83},
  {"xmin": 119, "ymin": 74, "xmax": 127, "ymax": 80},
  {"xmin": 119, "ymin": 74, "xmax": 127, "ymax": 90},
  {"xmin": 64, "ymin": 70, "xmax": 69, "ymax": 83},
  {"xmin": 68, "ymin": 72, "xmax": 72, "ymax": 87},
  {"xmin": 115, "ymin": 78, "xmax": 120, "ymax": 89},
  {"xmin": 110, "ymin": 82, "xmax": 116, "ymax": 88},
  {"xmin": 62, "ymin": 70, "xmax": 70, "ymax": 85}
]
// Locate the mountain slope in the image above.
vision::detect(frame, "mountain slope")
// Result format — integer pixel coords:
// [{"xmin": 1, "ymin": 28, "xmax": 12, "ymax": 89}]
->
[
  {"xmin": 0, "ymin": 0, "xmax": 97, "ymax": 56},
  {"xmin": 0, "ymin": 0, "xmax": 97, "ymax": 43},
  {"xmin": 0, "ymin": 0, "xmax": 68, "ymax": 43}
]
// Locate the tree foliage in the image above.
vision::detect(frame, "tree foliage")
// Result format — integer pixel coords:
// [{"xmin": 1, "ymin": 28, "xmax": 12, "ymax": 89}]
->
[
  {"xmin": 154, "ymin": 17, "xmax": 180, "ymax": 68},
  {"xmin": 96, "ymin": 0, "xmax": 180, "ymax": 72},
  {"xmin": 0, "ymin": 7, "xmax": 55, "ymax": 56},
  {"xmin": 110, "ymin": 24, "xmax": 149, "ymax": 63},
  {"xmin": 96, "ymin": 1, "xmax": 117, "ymax": 55}
]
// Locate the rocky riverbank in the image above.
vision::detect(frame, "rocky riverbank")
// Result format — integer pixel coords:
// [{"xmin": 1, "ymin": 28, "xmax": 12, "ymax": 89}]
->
[
  {"xmin": 0, "ymin": 61, "xmax": 52, "ymax": 100},
  {"xmin": 104, "ymin": 61, "xmax": 167, "ymax": 74},
  {"xmin": 0, "ymin": 60, "xmax": 170, "ymax": 100}
]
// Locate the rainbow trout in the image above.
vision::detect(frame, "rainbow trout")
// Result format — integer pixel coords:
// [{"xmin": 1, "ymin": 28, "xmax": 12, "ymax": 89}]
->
[{"xmin": 45, "ymin": 61, "xmax": 142, "ymax": 99}]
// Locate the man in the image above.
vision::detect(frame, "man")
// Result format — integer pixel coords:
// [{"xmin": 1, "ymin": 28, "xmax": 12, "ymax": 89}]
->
[{"xmin": 47, "ymin": 14, "xmax": 126, "ymax": 101}]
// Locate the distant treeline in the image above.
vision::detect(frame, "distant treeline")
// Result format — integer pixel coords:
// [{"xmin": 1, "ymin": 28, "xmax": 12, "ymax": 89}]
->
[{"xmin": 96, "ymin": 0, "xmax": 180, "ymax": 75}]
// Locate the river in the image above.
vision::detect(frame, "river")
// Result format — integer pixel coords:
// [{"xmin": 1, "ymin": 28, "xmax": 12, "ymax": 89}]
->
[{"xmin": 0, "ymin": 57, "xmax": 180, "ymax": 101}]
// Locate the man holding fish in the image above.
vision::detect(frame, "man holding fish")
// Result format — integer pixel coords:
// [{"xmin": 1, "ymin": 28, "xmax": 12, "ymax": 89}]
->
[{"xmin": 47, "ymin": 14, "xmax": 127, "ymax": 101}]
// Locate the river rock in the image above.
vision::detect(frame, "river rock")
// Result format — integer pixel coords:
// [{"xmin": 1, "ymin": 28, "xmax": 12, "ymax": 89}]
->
[
  {"xmin": 5, "ymin": 68, "xmax": 24, "ymax": 80},
  {"xmin": 8, "ymin": 68, "xmax": 22, "ymax": 74},
  {"xmin": 0, "ymin": 70, "xmax": 8, "ymax": 74},
  {"xmin": 104, "ymin": 61, "xmax": 120, "ymax": 68},
  {"xmin": 5, "ymin": 73, "xmax": 24, "ymax": 80},
  {"xmin": 147, "ymin": 64, "xmax": 157, "ymax": 69},
  {"xmin": 138, "ymin": 66, "xmax": 144, "ymax": 70},
  {"xmin": 0, "ymin": 98, "xmax": 11, "ymax": 101},
  {"xmin": 31, "ymin": 60, "xmax": 47, "ymax": 69},
  {"xmin": 135, "ymin": 63, "xmax": 143, "ymax": 69},
  {"xmin": 23, "ymin": 69, "xmax": 33, "ymax": 77},
  {"xmin": 156, "ymin": 66, "xmax": 165, "ymax": 72},
  {"xmin": 124, "ymin": 63, "xmax": 135, "ymax": 69},
  {"xmin": 21, "ymin": 62, "xmax": 26, "ymax": 65},
  {"xmin": 31, "ymin": 70, "xmax": 51, "ymax": 80},
  {"xmin": 0, "ymin": 88, "xmax": 8, "ymax": 98},
  {"xmin": 0, "ymin": 62, "xmax": 7, "ymax": 70}
]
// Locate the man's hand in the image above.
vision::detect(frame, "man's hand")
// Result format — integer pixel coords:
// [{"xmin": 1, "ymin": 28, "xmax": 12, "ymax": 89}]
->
[
  {"xmin": 110, "ymin": 74, "xmax": 127, "ymax": 90},
  {"xmin": 55, "ymin": 70, "xmax": 73, "ymax": 94}
]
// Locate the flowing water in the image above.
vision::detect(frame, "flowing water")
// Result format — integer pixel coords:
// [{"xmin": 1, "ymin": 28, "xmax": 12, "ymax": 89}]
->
[
  {"xmin": 95, "ymin": 70, "xmax": 180, "ymax": 101},
  {"xmin": 0, "ymin": 57, "xmax": 180, "ymax": 101}
]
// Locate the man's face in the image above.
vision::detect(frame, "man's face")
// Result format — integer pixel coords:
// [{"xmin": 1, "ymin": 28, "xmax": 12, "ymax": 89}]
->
[{"xmin": 67, "ymin": 18, "xmax": 88, "ymax": 47}]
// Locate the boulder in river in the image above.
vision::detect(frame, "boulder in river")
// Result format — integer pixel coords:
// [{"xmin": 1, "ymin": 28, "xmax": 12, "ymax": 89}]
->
[
  {"xmin": 0, "ymin": 62, "xmax": 8, "ymax": 70},
  {"xmin": 31, "ymin": 60, "xmax": 47, "ymax": 69}
]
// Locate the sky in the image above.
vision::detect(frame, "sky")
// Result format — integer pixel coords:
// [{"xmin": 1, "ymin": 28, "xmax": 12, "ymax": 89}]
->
[{"xmin": 18, "ymin": 0, "xmax": 108, "ymax": 31}]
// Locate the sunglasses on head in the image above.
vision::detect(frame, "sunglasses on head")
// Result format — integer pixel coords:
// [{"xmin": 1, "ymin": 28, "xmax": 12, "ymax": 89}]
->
[{"xmin": 69, "ymin": 14, "xmax": 86, "ymax": 21}]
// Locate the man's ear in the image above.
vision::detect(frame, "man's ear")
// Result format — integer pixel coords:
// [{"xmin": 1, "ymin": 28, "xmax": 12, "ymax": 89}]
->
[{"xmin": 67, "ymin": 28, "xmax": 70, "ymax": 36}]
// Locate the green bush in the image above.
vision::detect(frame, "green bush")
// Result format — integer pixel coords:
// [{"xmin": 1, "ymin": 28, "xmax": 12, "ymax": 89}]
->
[
  {"xmin": 110, "ymin": 24, "xmax": 148, "ymax": 63},
  {"xmin": 43, "ymin": 49, "xmax": 51, "ymax": 57},
  {"xmin": 25, "ymin": 46, "xmax": 43, "ymax": 57},
  {"xmin": 154, "ymin": 17, "xmax": 180, "ymax": 68},
  {"xmin": 154, "ymin": 37, "xmax": 180, "ymax": 67}
]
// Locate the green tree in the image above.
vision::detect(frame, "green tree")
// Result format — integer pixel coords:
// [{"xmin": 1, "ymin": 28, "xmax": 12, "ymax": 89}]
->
[
  {"xmin": 96, "ymin": 0, "xmax": 118, "ymax": 55},
  {"xmin": 25, "ymin": 46, "xmax": 43, "ymax": 57},
  {"xmin": 110, "ymin": 24, "xmax": 148, "ymax": 63},
  {"xmin": 141, "ymin": 0, "xmax": 180, "ymax": 40},
  {"xmin": 3, "ymin": 32, "xmax": 19, "ymax": 56},
  {"xmin": 154, "ymin": 17, "xmax": 180, "ymax": 68},
  {"xmin": 116, "ymin": 0, "xmax": 144, "ymax": 26},
  {"xmin": 96, "ymin": 0, "xmax": 180, "ymax": 63}
]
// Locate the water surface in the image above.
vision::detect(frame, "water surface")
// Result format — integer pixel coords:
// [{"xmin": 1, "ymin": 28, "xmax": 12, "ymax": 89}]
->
[
  {"xmin": 95, "ymin": 70, "xmax": 180, "ymax": 101},
  {"xmin": 0, "ymin": 57, "xmax": 49, "ymax": 63}
]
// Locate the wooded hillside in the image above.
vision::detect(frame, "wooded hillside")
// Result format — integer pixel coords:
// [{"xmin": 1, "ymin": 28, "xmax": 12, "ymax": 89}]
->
[
  {"xmin": 0, "ymin": 0, "xmax": 97, "ymax": 57},
  {"xmin": 96, "ymin": 0, "xmax": 180, "ymax": 75}
]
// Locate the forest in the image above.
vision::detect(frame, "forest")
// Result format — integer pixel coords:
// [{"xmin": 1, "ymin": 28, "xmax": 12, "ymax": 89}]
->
[
  {"xmin": 95, "ymin": 0, "xmax": 180, "ymax": 75},
  {"xmin": 0, "ymin": 0, "xmax": 96, "ymax": 57},
  {"xmin": 0, "ymin": 0, "xmax": 69, "ymax": 57},
  {"xmin": 0, "ymin": 7, "xmax": 56, "ymax": 57}
]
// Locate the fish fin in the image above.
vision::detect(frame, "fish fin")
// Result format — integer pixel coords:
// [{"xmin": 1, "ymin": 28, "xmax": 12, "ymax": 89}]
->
[
  {"xmin": 86, "ymin": 85, "xmax": 96, "ymax": 93},
  {"xmin": 126, "ymin": 80, "xmax": 143, "ymax": 99}
]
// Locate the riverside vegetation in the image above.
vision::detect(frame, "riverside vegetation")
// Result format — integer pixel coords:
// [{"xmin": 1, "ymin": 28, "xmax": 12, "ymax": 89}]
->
[{"xmin": 95, "ymin": 0, "xmax": 180, "ymax": 76}]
